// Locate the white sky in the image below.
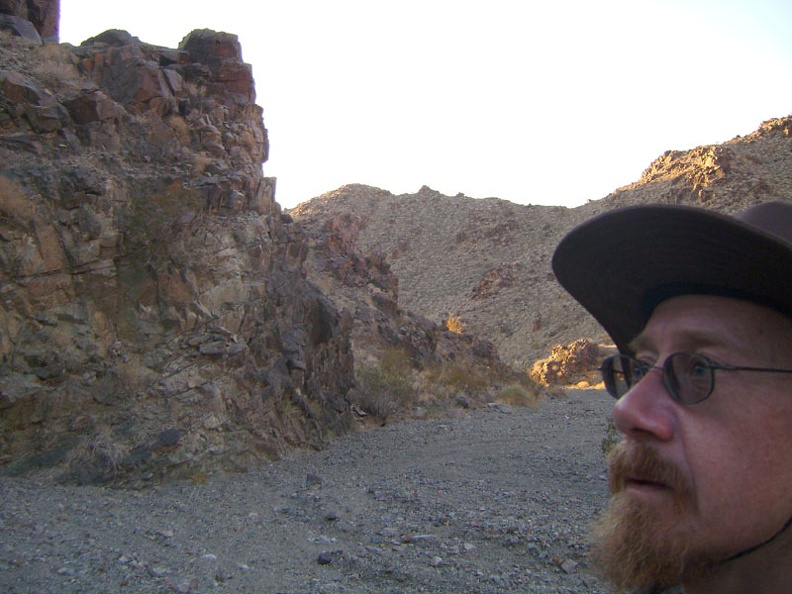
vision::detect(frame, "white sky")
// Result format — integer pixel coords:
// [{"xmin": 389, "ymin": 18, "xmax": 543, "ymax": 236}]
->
[{"xmin": 59, "ymin": 0, "xmax": 792, "ymax": 209}]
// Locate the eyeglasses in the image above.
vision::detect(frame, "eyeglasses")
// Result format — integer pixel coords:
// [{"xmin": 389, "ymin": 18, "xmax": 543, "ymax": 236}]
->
[{"xmin": 600, "ymin": 352, "xmax": 792, "ymax": 405}]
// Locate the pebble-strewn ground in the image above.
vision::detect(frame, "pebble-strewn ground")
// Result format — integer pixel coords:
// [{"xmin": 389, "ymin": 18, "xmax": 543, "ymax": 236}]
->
[{"xmin": 1, "ymin": 391, "xmax": 616, "ymax": 594}]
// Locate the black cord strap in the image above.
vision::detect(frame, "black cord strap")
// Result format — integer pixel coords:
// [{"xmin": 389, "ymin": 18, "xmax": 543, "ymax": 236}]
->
[{"xmin": 723, "ymin": 514, "xmax": 792, "ymax": 563}]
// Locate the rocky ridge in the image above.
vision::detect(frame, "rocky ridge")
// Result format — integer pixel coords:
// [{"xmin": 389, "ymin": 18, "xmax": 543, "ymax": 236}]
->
[{"xmin": 291, "ymin": 116, "xmax": 792, "ymax": 374}]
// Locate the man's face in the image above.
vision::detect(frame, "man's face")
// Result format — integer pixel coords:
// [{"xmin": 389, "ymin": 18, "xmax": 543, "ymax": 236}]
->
[{"xmin": 593, "ymin": 295, "xmax": 792, "ymax": 590}]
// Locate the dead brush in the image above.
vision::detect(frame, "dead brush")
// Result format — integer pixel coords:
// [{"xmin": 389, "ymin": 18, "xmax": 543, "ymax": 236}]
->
[
  {"xmin": 356, "ymin": 347, "xmax": 418, "ymax": 421},
  {"xmin": 31, "ymin": 43, "xmax": 81, "ymax": 92},
  {"xmin": 420, "ymin": 360, "xmax": 544, "ymax": 412},
  {"xmin": 66, "ymin": 428, "xmax": 130, "ymax": 481},
  {"xmin": 601, "ymin": 419, "xmax": 621, "ymax": 456},
  {"xmin": 428, "ymin": 362, "xmax": 492, "ymax": 392},
  {"xmin": 496, "ymin": 383, "xmax": 543, "ymax": 408}
]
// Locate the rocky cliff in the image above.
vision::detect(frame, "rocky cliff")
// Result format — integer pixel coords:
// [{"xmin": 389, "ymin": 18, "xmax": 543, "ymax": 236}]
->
[
  {"xmin": 0, "ymin": 15, "xmax": 531, "ymax": 484},
  {"xmin": 0, "ymin": 28, "xmax": 357, "ymax": 484}
]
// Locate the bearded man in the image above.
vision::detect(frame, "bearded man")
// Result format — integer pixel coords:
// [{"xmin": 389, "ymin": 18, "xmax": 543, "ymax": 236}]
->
[{"xmin": 552, "ymin": 201, "xmax": 792, "ymax": 593}]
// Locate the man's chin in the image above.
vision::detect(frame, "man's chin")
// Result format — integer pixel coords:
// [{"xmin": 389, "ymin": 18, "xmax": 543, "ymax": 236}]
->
[{"xmin": 591, "ymin": 492, "xmax": 716, "ymax": 592}]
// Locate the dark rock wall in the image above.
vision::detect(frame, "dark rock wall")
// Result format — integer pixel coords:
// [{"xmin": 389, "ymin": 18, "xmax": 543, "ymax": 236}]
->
[{"xmin": 0, "ymin": 29, "xmax": 355, "ymax": 484}]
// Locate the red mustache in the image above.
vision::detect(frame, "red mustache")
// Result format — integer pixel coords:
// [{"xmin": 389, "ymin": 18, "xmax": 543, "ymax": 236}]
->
[{"xmin": 608, "ymin": 442, "xmax": 694, "ymax": 502}]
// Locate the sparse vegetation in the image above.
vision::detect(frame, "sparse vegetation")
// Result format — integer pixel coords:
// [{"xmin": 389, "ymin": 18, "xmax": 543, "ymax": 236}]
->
[
  {"xmin": 192, "ymin": 153, "xmax": 214, "ymax": 175},
  {"xmin": 496, "ymin": 383, "xmax": 543, "ymax": 408},
  {"xmin": 356, "ymin": 347, "xmax": 417, "ymax": 420},
  {"xmin": 354, "ymin": 346, "xmax": 545, "ymax": 422},
  {"xmin": 66, "ymin": 428, "xmax": 129, "ymax": 481},
  {"xmin": 444, "ymin": 312, "xmax": 465, "ymax": 334},
  {"xmin": 30, "ymin": 42, "xmax": 81, "ymax": 92},
  {"xmin": 122, "ymin": 183, "xmax": 205, "ymax": 267},
  {"xmin": 427, "ymin": 362, "xmax": 492, "ymax": 392},
  {"xmin": 165, "ymin": 114, "xmax": 192, "ymax": 144},
  {"xmin": 601, "ymin": 419, "xmax": 620, "ymax": 456}
]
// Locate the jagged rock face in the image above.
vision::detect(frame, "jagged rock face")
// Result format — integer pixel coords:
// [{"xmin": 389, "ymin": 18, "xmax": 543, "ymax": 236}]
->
[
  {"xmin": 0, "ymin": 0, "xmax": 58, "ymax": 42},
  {"xmin": 294, "ymin": 202, "xmax": 534, "ymax": 422},
  {"xmin": 0, "ymin": 30, "xmax": 355, "ymax": 484}
]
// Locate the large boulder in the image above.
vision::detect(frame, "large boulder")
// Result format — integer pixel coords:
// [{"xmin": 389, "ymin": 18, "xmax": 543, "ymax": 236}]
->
[{"xmin": 0, "ymin": 0, "xmax": 58, "ymax": 42}]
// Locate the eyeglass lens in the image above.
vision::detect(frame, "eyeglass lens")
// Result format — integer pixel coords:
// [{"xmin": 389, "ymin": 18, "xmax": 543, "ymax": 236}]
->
[
  {"xmin": 602, "ymin": 353, "xmax": 714, "ymax": 404},
  {"xmin": 668, "ymin": 353, "xmax": 713, "ymax": 403}
]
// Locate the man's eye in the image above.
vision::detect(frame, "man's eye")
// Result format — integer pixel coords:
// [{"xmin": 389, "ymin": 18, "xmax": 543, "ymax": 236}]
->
[
  {"xmin": 690, "ymin": 362, "xmax": 709, "ymax": 379},
  {"xmin": 632, "ymin": 363, "xmax": 651, "ymax": 379}
]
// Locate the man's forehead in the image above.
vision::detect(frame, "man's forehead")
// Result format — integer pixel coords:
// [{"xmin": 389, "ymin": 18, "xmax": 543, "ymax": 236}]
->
[{"xmin": 629, "ymin": 295, "xmax": 792, "ymax": 356}]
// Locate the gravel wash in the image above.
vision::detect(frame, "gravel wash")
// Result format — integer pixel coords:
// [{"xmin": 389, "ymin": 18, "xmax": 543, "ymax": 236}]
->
[{"xmin": 1, "ymin": 390, "xmax": 616, "ymax": 593}]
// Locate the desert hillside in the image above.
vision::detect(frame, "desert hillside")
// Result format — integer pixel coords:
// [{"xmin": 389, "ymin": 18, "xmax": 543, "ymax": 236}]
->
[
  {"xmin": 2, "ymin": 1, "xmax": 791, "ymax": 485},
  {"xmin": 291, "ymin": 116, "xmax": 792, "ymax": 369}
]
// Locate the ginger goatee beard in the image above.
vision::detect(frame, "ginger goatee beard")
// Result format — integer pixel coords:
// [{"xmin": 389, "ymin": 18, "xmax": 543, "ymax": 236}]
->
[{"xmin": 591, "ymin": 442, "xmax": 718, "ymax": 592}]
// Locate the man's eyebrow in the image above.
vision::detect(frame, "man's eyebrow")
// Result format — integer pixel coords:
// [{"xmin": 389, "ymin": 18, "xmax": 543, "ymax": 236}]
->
[
  {"xmin": 627, "ymin": 334, "xmax": 654, "ymax": 355},
  {"xmin": 628, "ymin": 330, "xmax": 732, "ymax": 355}
]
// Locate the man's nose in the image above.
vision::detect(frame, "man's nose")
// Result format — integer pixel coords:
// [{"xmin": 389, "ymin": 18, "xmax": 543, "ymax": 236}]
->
[{"xmin": 612, "ymin": 366, "xmax": 676, "ymax": 442}]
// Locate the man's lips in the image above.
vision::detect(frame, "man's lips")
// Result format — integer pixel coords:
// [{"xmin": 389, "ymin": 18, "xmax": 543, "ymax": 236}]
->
[
  {"xmin": 624, "ymin": 476, "xmax": 670, "ymax": 491},
  {"xmin": 608, "ymin": 442, "xmax": 693, "ymax": 501}
]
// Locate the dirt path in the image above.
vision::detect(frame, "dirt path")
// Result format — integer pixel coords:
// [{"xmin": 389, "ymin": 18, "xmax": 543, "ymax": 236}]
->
[{"xmin": 0, "ymin": 390, "xmax": 616, "ymax": 593}]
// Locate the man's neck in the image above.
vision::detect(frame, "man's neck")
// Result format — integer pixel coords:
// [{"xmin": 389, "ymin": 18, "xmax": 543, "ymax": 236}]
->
[{"xmin": 683, "ymin": 530, "xmax": 792, "ymax": 594}]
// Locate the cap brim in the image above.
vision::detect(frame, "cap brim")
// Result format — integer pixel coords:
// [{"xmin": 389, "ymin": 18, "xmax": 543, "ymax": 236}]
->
[{"xmin": 552, "ymin": 205, "xmax": 792, "ymax": 352}]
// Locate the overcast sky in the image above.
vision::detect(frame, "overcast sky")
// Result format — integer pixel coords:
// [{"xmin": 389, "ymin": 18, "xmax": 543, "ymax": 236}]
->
[{"xmin": 60, "ymin": 0, "xmax": 792, "ymax": 209}]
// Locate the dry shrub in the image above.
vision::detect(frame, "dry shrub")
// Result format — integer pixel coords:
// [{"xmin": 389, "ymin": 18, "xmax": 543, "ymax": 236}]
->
[
  {"xmin": 166, "ymin": 114, "xmax": 191, "ymax": 144},
  {"xmin": 356, "ymin": 347, "xmax": 417, "ymax": 420},
  {"xmin": 602, "ymin": 419, "xmax": 620, "ymax": 456},
  {"xmin": 66, "ymin": 427, "xmax": 130, "ymax": 481},
  {"xmin": 157, "ymin": 271, "xmax": 195, "ymax": 304},
  {"xmin": 192, "ymin": 153, "xmax": 214, "ymax": 175},
  {"xmin": 115, "ymin": 359, "xmax": 153, "ymax": 398},
  {"xmin": 31, "ymin": 43, "xmax": 81, "ymax": 91},
  {"xmin": 310, "ymin": 273, "xmax": 335, "ymax": 296},
  {"xmin": 123, "ymin": 184, "xmax": 204, "ymax": 266},
  {"xmin": 31, "ymin": 61, "xmax": 80, "ymax": 92},
  {"xmin": 429, "ymin": 362, "xmax": 491, "ymax": 392},
  {"xmin": 497, "ymin": 383, "xmax": 543, "ymax": 408},
  {"xmin": 239, "ymin": 128, "xmax": 260, "ymax": 155},
  {"xmin": 445, "ymin": 312, "xmax": 465, "ymax": 334}
]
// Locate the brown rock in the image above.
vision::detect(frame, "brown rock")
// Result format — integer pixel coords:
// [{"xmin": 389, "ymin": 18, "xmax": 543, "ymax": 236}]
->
[
  {"xmin": 0, "ymin": 30, "xmax": 349, "ymax": 485},
  {"xmin": 0, "ymin": 13, "xmax": 41, "ymax": 42},
  {"xmin": 179, "ymin": 29, "xmax": 255, "ymax": 102},
  {"xmin": 25, "ymin": 0, "xmax": 58, "ymax": 42},
  {"xmin": 63, "ymin": 90, "xmax": 118, "ymax": 124}
]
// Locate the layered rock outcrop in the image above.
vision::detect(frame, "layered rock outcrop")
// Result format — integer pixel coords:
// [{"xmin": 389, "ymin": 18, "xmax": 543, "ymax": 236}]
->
[
  {"xmin": 293, "ymin": 206, "xmax": 538, "ymax": 422},
  {"xmin": 0, "ymin": 29, "xmax": 355, "ymax": 484}
]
